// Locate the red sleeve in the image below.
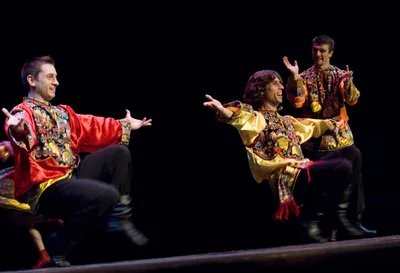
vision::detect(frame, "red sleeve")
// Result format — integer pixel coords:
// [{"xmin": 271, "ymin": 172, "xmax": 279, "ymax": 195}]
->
[
  {"xmin": 61, "ymin": 105, "xmax": 131, "ymax": 153},
  {"xmin": 4, "ymin": 104, "xmax": 38, "ymax": 153}
]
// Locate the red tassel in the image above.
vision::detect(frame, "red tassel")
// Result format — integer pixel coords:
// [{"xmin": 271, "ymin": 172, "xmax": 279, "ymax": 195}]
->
[
  {"xmin": 305, "ymin": 160, "xmax": 325, "ymax": 183},
  {"xmin": 274, "ymin": 199, "xmax": 300, "ymax": 221}
]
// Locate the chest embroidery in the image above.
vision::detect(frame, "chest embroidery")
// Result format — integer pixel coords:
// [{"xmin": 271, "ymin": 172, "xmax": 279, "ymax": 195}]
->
[
  {"xmin": 253, "ymin": 113, "xmax": 303, "ymax": 160},
  {"xmin": 27, "ymin": 102, "xmax": 76, "ymax": 167}
]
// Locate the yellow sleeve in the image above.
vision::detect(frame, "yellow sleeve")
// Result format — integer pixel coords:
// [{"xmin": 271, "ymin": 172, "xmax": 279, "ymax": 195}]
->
[
  {"xmin": 286, "ymin": 116, "xmax": 337, "ymax": 144},
  {"xmin": 218, "ymin": 101, "xmax": 266, "ymax": 146},
  {"xmin": 0, "ymin": 196, "xmax": 31, "ymax": 211}
]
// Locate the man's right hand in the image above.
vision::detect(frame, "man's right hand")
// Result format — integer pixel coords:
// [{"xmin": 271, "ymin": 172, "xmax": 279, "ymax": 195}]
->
[
  {"xmin": 283, "ymin": 56, "xmax": 299, "ymax": 79},
  {"xmin": 2, "ymin": 108, "xmax": 25, "ymax": 133},
  {"xmin": 203, "ymin": 94, "xmax": 233, "ymax": 119}
]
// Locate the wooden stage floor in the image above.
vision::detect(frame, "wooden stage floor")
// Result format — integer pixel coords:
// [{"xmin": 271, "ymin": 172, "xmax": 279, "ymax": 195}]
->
[{"xmin": 5, "ymin": 235, "xmax": 400, "ymax": 273}]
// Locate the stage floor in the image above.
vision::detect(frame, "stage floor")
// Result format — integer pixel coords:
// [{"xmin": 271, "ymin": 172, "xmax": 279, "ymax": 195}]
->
[{"xmin": 6, "ymin": 235, "xmax": 400, "ymax": 273}]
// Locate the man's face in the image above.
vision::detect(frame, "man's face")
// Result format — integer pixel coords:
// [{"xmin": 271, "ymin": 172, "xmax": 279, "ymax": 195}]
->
[
  {"xmin": 265, "ymin": 77, "xmax": 283, "ymax": 106},
  {"xmin": 312, "ymin": 43, "xmax": 333, "ymax": 68},
  {"xmin": 30, "ymin": 63, "xmax": 59, "ymax": 102}
]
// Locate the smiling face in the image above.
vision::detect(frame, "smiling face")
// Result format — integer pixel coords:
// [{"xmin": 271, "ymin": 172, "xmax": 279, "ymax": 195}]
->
[
  {"xmin": 243, "ymin": 70, "xmax": 284, "ymax": 111},
  {"xmin": 263, "ymin": 77, "xmax": 284, "ymax": 109},
  {"xmin": 27, "ymin": 63, "xmax": 59, "ymax": 102},
  {"xmin": 312, "ymin": 43, "xmax": 333, "ymax": 69}
]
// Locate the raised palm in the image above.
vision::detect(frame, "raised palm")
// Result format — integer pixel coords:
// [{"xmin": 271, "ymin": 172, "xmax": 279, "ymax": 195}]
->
[{"xmin": 283, "ymin": 56, "xmax": 299, "ymax": 75}]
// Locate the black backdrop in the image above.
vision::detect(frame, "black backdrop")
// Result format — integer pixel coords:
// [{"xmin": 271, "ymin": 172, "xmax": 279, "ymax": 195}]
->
[{"xmin": 0, "ymin": 0, "xmax": 398, "ymax": 269}]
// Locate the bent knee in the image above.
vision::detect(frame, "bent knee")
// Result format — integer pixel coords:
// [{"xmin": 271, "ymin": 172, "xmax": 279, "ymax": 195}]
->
[
  {"xmin": 343, "ymin": 145, "xmax": 362, "ymax": 160},
  {"xmin": 337, "ymin": 159, "xmax": 353, "ymax": 177},
  {"xmin": 106, "ymin": 187, "xmax": 120, "ymax": 208},
  {"xmin": 95, "ymin": 183, "xmax": 120, "ymax": 209},
  {"xmin": 111, "ymin": 145, "xmax": 131, "ymax": 159}
]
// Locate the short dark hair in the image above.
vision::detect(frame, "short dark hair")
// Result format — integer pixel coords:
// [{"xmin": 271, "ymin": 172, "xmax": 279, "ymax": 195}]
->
[
  {"xmin": 21, "ymin": 56, "xmax": 55, "ymax": 89},
  {"xmin": 312, "ymin": 35, "xmax": 335, "ymax": 52},
  {"xmin": 243, "ymin": 70, "xmax": 282, "ymax": 110}
]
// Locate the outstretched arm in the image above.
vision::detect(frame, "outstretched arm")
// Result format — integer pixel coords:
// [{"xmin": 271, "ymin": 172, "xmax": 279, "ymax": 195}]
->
[
  {"xmin": 64, "ymin": 105, "xmax": 152, "ymax": 153},
  {"xmin": 203, "ymin": 94, "xmax": 234, "ymax": 119},
  {"xmin": 290, "ymin": 116, "xmax": 343, "ymax": 144},
  {"xmin": 203, "ymin": 94, "xmax": 266, "ymax": 145}
]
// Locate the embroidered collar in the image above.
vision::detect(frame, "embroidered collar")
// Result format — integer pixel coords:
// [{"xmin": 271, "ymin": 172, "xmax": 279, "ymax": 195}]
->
[
  {"xmin": 313, "ymin": 64, "xmax": 334, "ymax": 73},
  {"xmin": 258, "ymin": 109, "xmax": 277, "ymax": 114},
  {"xmin": 258, "ymin": 105, "xmax": 283, "ymax": 115},
  {"xmin": 23, "ymin": 97, "xmax": 52, "ymax": 108}
]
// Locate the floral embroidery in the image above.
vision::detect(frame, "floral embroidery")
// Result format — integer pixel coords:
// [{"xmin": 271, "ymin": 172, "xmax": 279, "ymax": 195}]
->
[
  {"xmin": 119, "ymin": 119, "xmax": 131, "ymax": 146},
  {"xmin": 302, "ymin": 66, "xmax": 345, "ymax": 117},
  {"xmin": 25, "ymin": 99, "xmax": 77, "ymax": 167},
  {"xmin": 275, "ymin": 165, "xmax": 301, "ymax": 203},
  {"xmin": 300, "ymin": 65, "xmax": 355, "ymax": 151},
  {"xmin": 221, "ymin": 102, "xmax": 315, "ymax": 218},
  {"xmin": 253, "ymin": 112, "xmax": 304, "ymax": 161}
]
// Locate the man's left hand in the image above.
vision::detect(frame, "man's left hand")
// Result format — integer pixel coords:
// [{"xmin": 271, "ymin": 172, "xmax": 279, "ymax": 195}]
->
[{"xmin": 125, "ymin": 109, "xmax": 152, "ymax": 130}]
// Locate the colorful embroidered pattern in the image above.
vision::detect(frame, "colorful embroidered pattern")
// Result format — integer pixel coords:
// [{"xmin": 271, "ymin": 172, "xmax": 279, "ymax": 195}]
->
[
  {"xmin": 302, "ymin": 65, "xmax": 345, "ymax": 118},
  {"xmin": 119, "ymin": 119, "xmax": 131, "ymax": 146},
  {"xmin": 299, "ymin": 65, "xmax": 356, "ymax": 151},
  {"xmin": 221, "ymin": 102, "xmax": 307, "ymax": 209},
  {"xmin": 253, "ymin": 113, "xmax": 304, "ymax": 161},
  {"xmin": 25, "ymin": 100, "xmax": 77, "ymax": 167}
]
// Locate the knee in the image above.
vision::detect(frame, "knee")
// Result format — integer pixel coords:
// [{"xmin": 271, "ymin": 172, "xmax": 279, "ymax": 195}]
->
[
  {"xmin": 107, "ymin": 187, "xmax": 120, "ymax": 209},
  {"xmin": 95, "ymin": 184, "xmax": 120, "ymax": 211},
  {"xmin": 350, "ymin": 145, "xmax": 362, "ymax": 158},
  {"xmin": 337, "ymin": 159, "xmax": 353, "ymax": 179},
  {"xmin": 111, "ymin": 145, "xmax": 131, "ymax": 161},
  {"xmin": 343, "ymin": 146, "xmax": 362, "ymax": 162}
]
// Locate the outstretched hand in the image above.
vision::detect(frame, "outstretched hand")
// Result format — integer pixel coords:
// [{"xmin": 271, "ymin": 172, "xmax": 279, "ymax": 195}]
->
[
  {"xmin": 125, "ymin": 109, "xmax": 152, "ymax": 130},
  {"xmin": 203, "ymin": 94, "xmax": 224, "ymax": 112},
  {"xmin": 203, "ymin": 94, "xmax": 233, "ymax": 119},
  {"xmin": 283, "ymin": 56, "xmax": 299, "ymax": 76},
  {"xmin": 2, "ymin": 108, "xmax": 25, "ymax": 133}
]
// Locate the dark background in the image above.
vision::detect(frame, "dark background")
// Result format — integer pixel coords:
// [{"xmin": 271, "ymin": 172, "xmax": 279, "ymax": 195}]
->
[{"xmin": 0, "ymin": 0, "xmax": 398, "ymax": 270}]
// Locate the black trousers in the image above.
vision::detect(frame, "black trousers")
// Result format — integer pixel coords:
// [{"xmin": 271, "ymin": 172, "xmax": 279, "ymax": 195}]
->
[
  {"xmin": 294, "ymin": 147, "xmax": 354, "ymax": 216},
  {"xmin": 37, "ymin": 145, "xmax": 132, "ymax": 256},
  {"xmin": 302, "ymin": 145, "xmax": 364, "ymax": 222}
]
